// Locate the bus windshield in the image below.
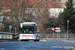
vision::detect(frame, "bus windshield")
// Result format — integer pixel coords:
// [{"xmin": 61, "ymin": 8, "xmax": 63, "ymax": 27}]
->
[{"xmin": 20, "ymin": 26, "xmax": 34, "ymax": 34}]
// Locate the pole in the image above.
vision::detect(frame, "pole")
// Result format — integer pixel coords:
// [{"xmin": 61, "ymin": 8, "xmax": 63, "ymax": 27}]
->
[
  {"xmin": 57, "ymin": 32, "xmax": 58, "ymax": 38},
  {"xmin": 59, "ymin": 32, "xmax": 60, "ymax": 38},
  {"xmin": 53, "ymin": 31, "xmax": 54, "ymax": 38},
  {"xmin": 67, "ymin": 20, "xmax": 69, "ymax": 39},
  {"xmin": 9, "ymin": 25, "xmax": 12, "ymax": 33},
  {"xmin": 10, "ymin": 29, "xmax": 11, "ymax": 33},
  {"xmin": 52, "ymin": 27, "xmax": 55, "ymax": 38},
  {"xmin": 15, "ymin": 27, "xmax": 16, "ymax": 35}
]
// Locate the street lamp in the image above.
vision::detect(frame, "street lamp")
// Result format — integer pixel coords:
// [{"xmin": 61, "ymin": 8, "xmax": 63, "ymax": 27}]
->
[{"xmin": 67, "ymin": 20, "xmax": 69, "ymax": 39}]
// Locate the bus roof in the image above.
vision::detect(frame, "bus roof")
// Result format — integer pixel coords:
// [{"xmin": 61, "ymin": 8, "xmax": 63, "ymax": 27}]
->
[
  {"xmin": 21, "ymin": 22, "xmax": 37, "ymax": 25},
  {"xmin": 20, "ymin": 22, "xmax": 40, "ymax": 28}
]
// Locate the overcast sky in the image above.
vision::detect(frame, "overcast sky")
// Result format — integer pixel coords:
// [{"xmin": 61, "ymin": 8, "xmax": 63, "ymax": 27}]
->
[{"xmin": 73, "ymin": 0, "xmax": 75, "ymax": 2}]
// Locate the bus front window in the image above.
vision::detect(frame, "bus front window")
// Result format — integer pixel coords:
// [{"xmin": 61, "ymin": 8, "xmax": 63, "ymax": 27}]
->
[{"xmin": 21, "ymin": 26, "xmax": 34, "ymax": 34}]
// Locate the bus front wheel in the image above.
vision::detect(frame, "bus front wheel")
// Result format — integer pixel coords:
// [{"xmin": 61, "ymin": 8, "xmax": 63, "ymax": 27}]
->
[{"xmin": 34, "ymin": 40, "xmax": 39, "ymax": 42}]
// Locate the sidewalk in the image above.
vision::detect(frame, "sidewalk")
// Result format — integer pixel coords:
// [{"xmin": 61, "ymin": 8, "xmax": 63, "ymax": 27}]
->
[
  {"xmin": 41, "ymin": 38, "xmax": 75, "ymax": 40},
  {"xmin": 63, "ymin": 40, "xmax": 75, "ymax": 43}
]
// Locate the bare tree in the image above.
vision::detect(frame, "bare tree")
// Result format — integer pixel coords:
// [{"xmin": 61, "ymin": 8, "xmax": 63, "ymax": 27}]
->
[
  {"xmin": 2, "ymin": 0, "xmax": 28, "ymax": 32},
  {"xmin": 31, "ymin": 2, "xmax": 50, "ymax": 33},
  {"xmin": 2, "ymin": 0, "xmax": 50, "ymax": 33}
]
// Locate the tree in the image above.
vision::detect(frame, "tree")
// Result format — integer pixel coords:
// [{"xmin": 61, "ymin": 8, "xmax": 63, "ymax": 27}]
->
[
  {"xmin": 2, "ymin": 0, "xmax": 50, "ymax": 33},
  {"xmin": 31, "ymin": 2, "xmax": 50, "ymax": 33},
  {"xmin": 62, "ymin": 0, "xmax": 75, "ymax": 33},
  {"xmin": 2, "ymin": 0, "xmax": 33, "ymax": 32}
]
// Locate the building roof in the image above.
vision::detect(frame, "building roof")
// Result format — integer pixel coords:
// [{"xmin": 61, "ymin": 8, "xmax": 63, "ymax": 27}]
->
[
  {"xmin": 26, "ymin": 0, "xmax": 62, "ymax": 8},
  {"xmin": 0, "ymin": 0, "xmax": 62, "ymax": 8},
  {"xmin": 0, "ymin": 0, "xmax": 15, "ymax": 7}
]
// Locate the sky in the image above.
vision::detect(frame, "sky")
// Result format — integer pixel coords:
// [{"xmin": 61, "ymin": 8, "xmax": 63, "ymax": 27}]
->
[{"xmin": 73, "ymin": 0, "xmax": 75, "ymax": 2}]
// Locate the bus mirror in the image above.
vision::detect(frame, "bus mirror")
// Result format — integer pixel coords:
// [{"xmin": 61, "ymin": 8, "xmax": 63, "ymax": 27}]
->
[{"xmin": 37, "ymin": 27, "xmax": 40, "ymax": 32}]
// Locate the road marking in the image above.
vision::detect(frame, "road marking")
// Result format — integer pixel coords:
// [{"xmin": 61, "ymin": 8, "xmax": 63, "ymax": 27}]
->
[
  {"xmin": 51, "ymin": 46, "xmax": 73, "ymax": 49},
  {"xmin": 63, "ymin": 40, "xmax": 75, "ymax": 43}
]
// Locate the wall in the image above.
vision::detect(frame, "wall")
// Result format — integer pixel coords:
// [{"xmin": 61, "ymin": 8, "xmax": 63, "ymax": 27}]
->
[
  {"xmin": 58, "ymin": 0, "xmax": 68, "ymax": 8},
  {"xmin": 26, "ymin": 8, "xmax": 64, "ymax": 18},
  {"xmin": 48, "ymin": 8, "xmax": 64, "ymax": 18}
]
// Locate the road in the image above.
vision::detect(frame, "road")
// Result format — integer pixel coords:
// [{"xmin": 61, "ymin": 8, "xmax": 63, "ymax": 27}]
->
[{"xmin": 0, "ymin": 40, "xmax": 75, "ymax": 50}]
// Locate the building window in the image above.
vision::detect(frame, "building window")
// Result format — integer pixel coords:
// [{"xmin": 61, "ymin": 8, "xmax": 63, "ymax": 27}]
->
[
  {"xmin": 58, "ymin": 0, "xmax": 61, "ymax": 2},
  {"xmin": 11, "ymin": 0, "xmax": 12, "ymax": 1},
  {"xmin": 52, "ymin": 0, "xmax": 55, "ymax": 2},
  {"xmin": 46, "ymin": 0, "xmax": 47, "ymax": 2},
  {"xmin": 51, "ymin": 0, "xmax": 56, "ymax": 2}
]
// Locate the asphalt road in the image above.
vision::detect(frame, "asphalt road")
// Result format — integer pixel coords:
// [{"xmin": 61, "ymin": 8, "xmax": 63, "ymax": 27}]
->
[{"xmin": 0, "ymin": 40, "xmax": 75, "ymax": 50}]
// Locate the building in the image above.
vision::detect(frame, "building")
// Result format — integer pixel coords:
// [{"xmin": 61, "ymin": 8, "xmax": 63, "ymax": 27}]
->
[
  {"xmin": 50, "ymin": 0, "xmax": 75, "ymax": 8},
  {"xmin": 0, "ymin": 0, "xmax": 64, "ymax": 18},
  {"xmin": 50, "ymin": 0, "xmax": 68, "ymax": 8}
]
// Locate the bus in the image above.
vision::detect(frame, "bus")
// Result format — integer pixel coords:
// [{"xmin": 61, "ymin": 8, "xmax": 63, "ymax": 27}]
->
[{"xmin": 19, "ymin": 22, "xmax": 40, "ymax": 41}]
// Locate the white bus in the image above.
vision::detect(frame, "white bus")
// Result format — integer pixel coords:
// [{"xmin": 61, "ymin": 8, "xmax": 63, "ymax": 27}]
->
[{"xmin": 19, "ymin": 22, "xmax": 40, "ymax": 41}]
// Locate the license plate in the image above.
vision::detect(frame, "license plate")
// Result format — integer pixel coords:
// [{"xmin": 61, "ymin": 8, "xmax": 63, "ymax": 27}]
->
[{"xmin": 25, "ymin": 37, "xmax": 29, "ymax": 39}]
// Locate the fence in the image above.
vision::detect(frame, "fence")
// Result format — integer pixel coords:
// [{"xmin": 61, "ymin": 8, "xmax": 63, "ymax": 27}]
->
[
  {"xmin": 0, "ymin": 32, "xmax": 14, "ymax": 40},
  {"xmin": 40, "ymin": 34, "xmax": 75, "ymax": 38}
]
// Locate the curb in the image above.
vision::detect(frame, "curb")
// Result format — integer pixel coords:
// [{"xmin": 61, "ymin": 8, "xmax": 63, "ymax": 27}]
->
[
  {"xmin": 40, "ymin": 40, "xmax": 47, "ymax": 41},
  {"xmin": 63, "ymin": 40, "xmax": 75, "ymax": 43}
]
